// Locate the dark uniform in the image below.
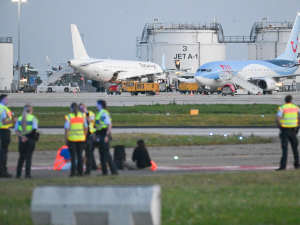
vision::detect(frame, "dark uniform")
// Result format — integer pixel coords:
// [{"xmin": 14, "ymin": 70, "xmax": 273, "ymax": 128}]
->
[
  {"xmin": 0, "ymin": 104, "xmax": 13, "ymax": 178},
  {"xmin": 15, "ymin": 114, "xmax": 38, "ymax": 178},
  {"xmin": 277, "ymin": 103, "xmax": 300, "ymax": 170},
  {"xmin": 94, "ymin": 109, "xmax": 118, "ymax": 175}
]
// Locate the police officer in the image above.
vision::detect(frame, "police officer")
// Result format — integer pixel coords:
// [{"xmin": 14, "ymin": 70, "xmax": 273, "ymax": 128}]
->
[
  {"xmin": 79, "ymin": 103, "xmax": 97, "ymax": 175},
  {"xmin": 15, "ymin": 105, "xmax": 38, "ymax": 178},
  {"xmin": 276, "ymin": 95, "xmax": 300, "ymax": 170},
  {"xmin": 94, "ymin": 100, "xmax": 118, "ymax": 175},
  {"xmin": 0, "ymin": 94, "xmax": 16, "ymax": 178},
  {"xmin": 64, "ymin": 103, "xmax": 87, "ymax": 177}
]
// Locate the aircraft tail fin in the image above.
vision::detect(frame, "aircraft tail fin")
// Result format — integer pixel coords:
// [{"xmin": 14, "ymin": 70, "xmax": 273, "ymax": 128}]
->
[
  {"xmin": 71, "ymin": 24, "xmax": 90, "ymax": 59},
  {"xmin": 276, "ymin": 13, "xmax": 300, "ymax": 61},
  {"xmin": 162, "ymin": 53, "xmax": 166, "ymax": 71}
]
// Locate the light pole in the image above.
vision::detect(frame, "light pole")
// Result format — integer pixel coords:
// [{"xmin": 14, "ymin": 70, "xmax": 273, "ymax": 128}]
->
[{"xmin": 12, "ymin": 0, "xmax": 26, "ymax": 90}]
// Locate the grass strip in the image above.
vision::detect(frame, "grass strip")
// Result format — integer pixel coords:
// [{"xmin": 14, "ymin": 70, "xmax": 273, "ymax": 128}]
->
[
  {"xmin": 10, "ymin": 104, "xmax": 280, "ymax": 115},
  {"xmin": 9, "ymin": 114, "xmax": 276, "ymax": 127},
  {"xmin": 8, "ymin": 133, "xmax": 272, "ymax": 151},
  {"xmin": 8, "ymin": 104, "xmax": 278, "ymax": 126},
  {"xmin": 1, "ymin": 171, "xmax": 300, "ymax": 225}
]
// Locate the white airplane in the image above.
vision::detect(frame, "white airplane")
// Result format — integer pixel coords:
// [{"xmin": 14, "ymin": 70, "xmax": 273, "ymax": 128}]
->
[{"xmin": 68, "ymin": 24, "xmax": 164, "ymax": 88}]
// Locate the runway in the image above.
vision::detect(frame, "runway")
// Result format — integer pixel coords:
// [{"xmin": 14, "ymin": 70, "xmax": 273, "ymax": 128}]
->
[{"xmin": 5, "ymin": 91, "xmax": 300, "ymax": 107}]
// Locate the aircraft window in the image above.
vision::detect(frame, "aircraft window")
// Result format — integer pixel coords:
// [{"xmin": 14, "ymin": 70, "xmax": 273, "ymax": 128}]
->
[{"xmin": 207, "ymin": 69, "xmax": 211, "ymax": 72}]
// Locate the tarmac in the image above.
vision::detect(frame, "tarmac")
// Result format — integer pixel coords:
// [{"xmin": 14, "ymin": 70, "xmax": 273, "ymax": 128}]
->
[
  {"xmin": 2, "ymin": 137, "xmax": 295, "ymax": 180},
  {"xmin": 5, "ymin": 91, "xmax": 300, "ymax": 107}
]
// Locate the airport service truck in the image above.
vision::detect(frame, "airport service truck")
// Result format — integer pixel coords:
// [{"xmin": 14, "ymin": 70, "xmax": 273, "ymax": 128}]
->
[
  {"xmin": 37, "ymin": 82, "xmax": 80, "ymax": 93},
  {"xmin": 127, "ymin": 81, "xmax": 159, "ymax": 96}
]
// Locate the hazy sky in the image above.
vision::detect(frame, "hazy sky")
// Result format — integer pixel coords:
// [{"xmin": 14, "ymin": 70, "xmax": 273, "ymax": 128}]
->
[{"xmin": 1, "ymin": 0, "xmax": 299, "ymax": 78}]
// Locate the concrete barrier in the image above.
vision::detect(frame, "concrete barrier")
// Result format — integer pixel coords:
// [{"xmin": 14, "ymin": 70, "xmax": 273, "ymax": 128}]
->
[{"xmin": 31, "ymin": 185, "xmax": 161, "ymax": 225}]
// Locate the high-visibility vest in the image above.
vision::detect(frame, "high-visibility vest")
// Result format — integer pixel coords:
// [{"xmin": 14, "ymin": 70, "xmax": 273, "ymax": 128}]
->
[
  {"xmin": 278, "ymin": 103, "xmax": 299, "ymax": 128},
  {"xmin": 53, "ymin": 146, "xmax": 69, "ymax": 171},
  {"xmin": 65, "ymin": 113, "xmax": 86, "ymax": 142},
  {"xmin": 88, "ymin": 111, "xmax": 96, "ymax": 134},
  {"xmin": 95, "ymin": 109, "xmax": 111, "ymax": 131},
  {"xmin": 0, "ymin": 104, "xmax": 13, "ymax": 129},
  {"xmin": 17, "ymin": 114, "xmax": 38, "ymax": 135}
]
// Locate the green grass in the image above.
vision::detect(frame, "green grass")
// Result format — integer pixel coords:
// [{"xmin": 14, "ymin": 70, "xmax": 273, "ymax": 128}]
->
[
  {"xmin": 9, "ymin": 104, "xmax": 278, "ymax": 126},
  {"xmin": 1, "ymin": 171, "xmax": 300, "ymax": 225},
  {"xmin": 8, "ymin": 133, "xmax": 272, "ymax": 151},
  {"xmin": 10, "ymin": 104, "xmax": 280, "ymax": 115}
]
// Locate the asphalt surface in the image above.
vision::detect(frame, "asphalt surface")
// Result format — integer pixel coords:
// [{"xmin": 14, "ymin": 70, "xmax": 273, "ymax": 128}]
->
[
  {"xmin": 2, "ymin": 137, "xmax": 293, "ymax": 180},
  {"xmin": 5, "ymin": 91, "xmax": 300, "ymax": 107}
]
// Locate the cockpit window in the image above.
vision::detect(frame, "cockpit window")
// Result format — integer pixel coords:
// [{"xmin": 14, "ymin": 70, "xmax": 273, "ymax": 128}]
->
[{"xmin": 207, "ymin": 69, "xmax": 211, "ymax": 72}]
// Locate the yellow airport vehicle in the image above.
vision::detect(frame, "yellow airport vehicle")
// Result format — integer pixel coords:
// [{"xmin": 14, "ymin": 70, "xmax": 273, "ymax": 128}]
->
[
  {"xmin": 127, "ymin": 81, "xmax": 159, "ymax": 96},
  {"xmin": 179, "ymin": 82, "xmax": 201, "ymax": 94}
]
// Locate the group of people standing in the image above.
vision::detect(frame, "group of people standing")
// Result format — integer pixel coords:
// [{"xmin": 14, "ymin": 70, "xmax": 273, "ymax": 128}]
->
[
  {"xmin": 64, "ymin": 100, "xmax": 118, "ymax": 177},
  {"xmin": 0, "ymin": 94, "xmax": 38, "ymax": 178},
  {"xmin": 0, "ymin": 96, "xmax": 121, "ymax": 178}
]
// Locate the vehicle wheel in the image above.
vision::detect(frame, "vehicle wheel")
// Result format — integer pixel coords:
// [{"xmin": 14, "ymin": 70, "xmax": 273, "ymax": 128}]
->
[
  {"xmin": 135, "ymin": 92, "xmax": 138, "ymax": 96},
  {"xmin": 131, "ymin": 92, "xmax": 135, "ymax": 96},
  {"xmin": 224, "ymin": 94, "xmax": 226, "ymax": 96},
  {"xmin": 119, "ymin": 92, "xmax": 121, "ymax": 95},
  {"xmin": 210, "ymin": 91, "xmax": 214, "ymax": 94},
  {"xmin": 188, "ymin": 91, "xmax": 191, "ymax": 94},
  {"xmin": 107, "ymin": 92, "xmax": 110, "ymax": 95},
  {"xmin": 47, "ymin": 88, "xmax": 52, "ymax": 92},
  {"xmin": 231, "ymin": 93, "xmax": 234, "ymax": 96},
  {"xmin": 64, "ymin": 88, "xmax": 69, "ymax": 92}
]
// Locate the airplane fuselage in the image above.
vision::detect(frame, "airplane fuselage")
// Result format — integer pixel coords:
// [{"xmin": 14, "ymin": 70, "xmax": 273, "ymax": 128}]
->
[
  {"xmin": 69, "ymin": 58, "xmax": 163, "ymax": 82},
  {"xmin": 195, "ymin": 59, "xmax": 298, "ymax": 91}
]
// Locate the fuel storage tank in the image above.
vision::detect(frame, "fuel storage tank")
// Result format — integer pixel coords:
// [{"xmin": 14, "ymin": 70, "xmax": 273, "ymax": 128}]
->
[
  {"xmin": 248, "ymin": 20, "xmax": 299, "ymax": 60},
  {"xmin": 248, "ymin": 19, "xmax": 300, "ymax": 89},
  {"xmin": 137, "ymin": 22, "xmax": 226, "ymax": 73},
  {"xmin": 0, "ymin": 37, "xmax": 13, "ymax": 91}
]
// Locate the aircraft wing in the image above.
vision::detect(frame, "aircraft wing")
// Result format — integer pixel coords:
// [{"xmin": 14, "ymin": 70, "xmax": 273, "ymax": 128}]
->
[
  {"xmin": 247, "ymin": 73, "xmax": 300, "ymax": 81},
  {"xmin": 117, "ymin": 72, "xmax": 162, "ymax": 80}
]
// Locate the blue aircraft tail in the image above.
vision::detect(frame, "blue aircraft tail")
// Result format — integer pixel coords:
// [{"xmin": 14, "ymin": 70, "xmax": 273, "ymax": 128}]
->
[{"xmin": 276, "ymin": 13, "xmax": 300, "ymax": 61}]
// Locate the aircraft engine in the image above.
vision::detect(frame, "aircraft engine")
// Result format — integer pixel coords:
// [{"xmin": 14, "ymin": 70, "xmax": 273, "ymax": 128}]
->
[
  {"xmin": 257, "ymin": 78, "xmax": 277, "ymax": 91},
  {"xmin": 92, "ymin": 80, "xmax": 100, "ymax": 88}
]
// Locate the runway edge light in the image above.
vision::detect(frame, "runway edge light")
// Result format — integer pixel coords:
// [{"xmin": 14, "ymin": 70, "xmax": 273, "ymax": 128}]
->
[{"xmin": 239, "ymin": 136, "xmax": 243, "ymax": 140}]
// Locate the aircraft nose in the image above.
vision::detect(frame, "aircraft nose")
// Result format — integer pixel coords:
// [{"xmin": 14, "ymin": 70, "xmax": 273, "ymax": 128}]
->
[{"xmin": 195, "ymin": 76, "xmax": 206, "ymax": 86}]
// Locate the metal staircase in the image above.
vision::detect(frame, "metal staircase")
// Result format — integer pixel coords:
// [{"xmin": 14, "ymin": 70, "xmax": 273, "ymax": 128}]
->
[
  {"xmin": 219, "ymin": 72, "xmax": 263, "ymax": 94},
  {"xmin": 39, "ymin": 66, "xmax": 75, "ymax": 86}
]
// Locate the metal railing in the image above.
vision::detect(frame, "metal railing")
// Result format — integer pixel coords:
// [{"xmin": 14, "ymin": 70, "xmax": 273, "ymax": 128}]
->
[
  {"xmin": 221, "ymin": 36, "xmax": 256, "ymax": 43},
  {"xmin": 0, "ymin": 37, "xmax": 12, "ymax": 43},
  {"xmin": 141, "ymin": 22, "xmax": 219, "ymax": 43}
]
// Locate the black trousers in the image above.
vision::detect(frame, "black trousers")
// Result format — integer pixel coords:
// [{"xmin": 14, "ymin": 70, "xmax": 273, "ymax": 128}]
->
[
  {"xmin": 68, "ymin": 141, "xmax": 84, "ymax": 176},
  {"xmin": 96, "ymin": 135, "xmax": 117, "ymax": 175},
  {"xmin": 82, "ymin": 135, "xmax": 98, "ymax": 174},
  {"xmin": 280, "ymin": 128, "xmax": 299, "ymax": 168},
  {"xmin": 16, "ymin": 138, "xmax": 36, "ymax": 177},
  {"xmin": 89, "ymin": 135, "xmax": 98, "ymax": 170},
  {"xmin": 0, "ymin": 129, "xmax": 11, "ymax": 175}
]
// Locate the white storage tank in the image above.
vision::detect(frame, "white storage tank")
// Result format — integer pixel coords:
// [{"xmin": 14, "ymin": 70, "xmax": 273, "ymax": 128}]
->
[
  {"xmin": 248, "ymin": 20, "xmax": 300, "ymax": 89},
  {"xmin": 137, "ymin": 22, "xmax": 226, "ymax": 73},
  {"xmin": 0, "ymin": 37, "xmax": 13, "ymax": 91}
]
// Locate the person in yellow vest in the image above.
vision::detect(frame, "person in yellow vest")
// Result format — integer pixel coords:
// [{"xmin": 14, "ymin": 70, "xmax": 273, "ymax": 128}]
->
[
  {"xmin": 64, "ymin": 103, "xmax": 88, "ymax": 177},
  {"xmin": 94, "ymin": 100, "xmax": 118, "ymax": 175},
  {"xmin": 0, "ymin": 94, "xmax": 17, "ymax": 178},
  {"xmin": 79, "ymin": 103, "xmax": 97, "ymax": 175},
  {"xmin": 276, "ymin": 95, "xmax": 300, "ymax": 171},
  {"xmin": 15, "ymin": 105, "xmax": 38, "ymax": 178}
]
